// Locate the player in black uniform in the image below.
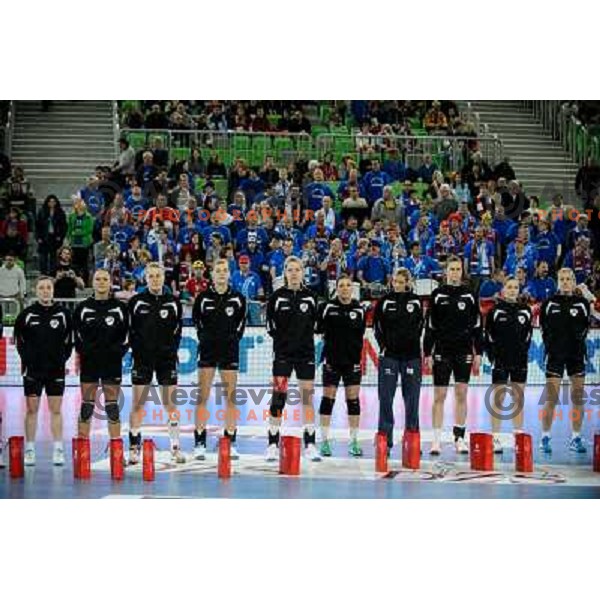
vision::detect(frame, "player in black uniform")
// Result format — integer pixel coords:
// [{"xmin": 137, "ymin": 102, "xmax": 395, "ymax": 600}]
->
[
  {"xmin": 316, "ymin": 274, "xmax": 366, "ymax": 457},
  {"xmin": 374, "ymin": 268, "xmax": 424, "ymax": 454},
  {"xmin": 73, "ymin": 269, "xmax": 129, "ymax": 441},
  {"xmin": 539, "ymin": 268, "xmax": 590, "ymax": 453},
  {"xmin": 128, "ymin": 262, "xmax": 184, "ymax": 464},
  {"xmin": 265, "ymin": 255, "xmax": 320, "ymax": 462},
  {"xmin": 424, "ymin": 255, "xmax": 483, "ymax": 455},
  {"xmin": 192, "ymin": 258, "xmax": 246, "ymax": 460},
  {"xmin": 14, "ymin": 276, "xmax": 73, "ymax": 467},
  {"xmin": 484, "ymin": 277, "xmax": 533, "ymax": 454}
]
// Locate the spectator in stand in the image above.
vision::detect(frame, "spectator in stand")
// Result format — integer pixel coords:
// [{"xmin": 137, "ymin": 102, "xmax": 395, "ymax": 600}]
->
[
  {"xmin": 356, "ymin": 240, "xmax": 390, "ymax": 290},
  {"xmin": 565, "ymin": 236, "xmax": 593, "ymax": 284},
  {"xmin": 524, "ymin": 261, "xmax": 557, "ymax": 301},
  {"xmin": 575, "ymin": 156, "xmax": 600, "ymax": 203},
  {"xmin": 145, "ymin": 104, "xmax": 169, "ymax": 129},
  {"xmin": 416, "ymin": 153, "xmax": 438, "ymax": 184},
  {"xmin": 236, "ymin": 212, "xmax": 269, "ymax": 253},
  {"xmin": 259, "ymin": 156, "xmax": 280, "ymax": 186},
  {"xmin": 1, "ymin": 206, "xmax": 28, "ymax": 254},
  {"xmin": 515, "ymin": 266, "xmax": 529, "ymax": 294},
  {"xmin": 202, "ymin": 211, "xmax": 232, "ymax": 249},
  {"xmin": 371, "ymin": 185, "xmax": 406, "ymax": 231},
  {"xmin": 288, "ymin": 110, "xmax": 312, "ymax": 134},
  {"xmin": 320, "ymin": 238, "xmax": 350, "ymax": 292},
  {"xmin": 463, "ymin": 151, "xmax": 493, "ymax": 183},
  {"xmin": 424, "ymin": 101, "xmax": 448, "ymax": 133},
  {"xmin": 103, "ymin": 192, "xmax": 131, "ymax": 228},
  {"xmin": 169, "ymin": 172, "xmax": 197, "ymax": 209},
  {"xmin": 144, "ymin": 194, "xmax": 180, "ymax": 235},
  {"xmin": 136, "ymin": 151, "xmax": 158, "ymax": 188},
  {"xmin": 382, "ymin": 148, "xmax": 407, "ymax": 182},
  {"xmin": 2, "ymin": 165, "xmax": 35, "ymax": 223},
  {"xmin": 463, "ymin": 226, "xmax": 495, "ymax": 292},
  {"xmin": 403, "ymin": 241, "xmax": 441, "ymax": 280},
  {"xmin": 341, "ymin": 184, "xmax": 369, "ymax": 227},
  {"xmin": 408, "ymin": 215, "xmax": 435, "ymax": 255},
  {"xmin": 315, "ymin": 196, "xmax": 337, "ymax": 231},
  {"xmin": 533, "ymin": 218, "xmax": 560, "ymax": 272},
  {"xmin": 66, "ymin": 197, "xmax": 95, "ymax": 284},
  {"xmin": 470, "ymin": 182, "xmax": 495, "ymax": 219},
  {"xmin": 0, "ymin": 148, "xmax": 11, "ymax": 185},
  {"xmin": 493, "ymin": 156, "xmax": 516, "ymax": 181},
  {"xmin": 337, "ymin": 168, "xmax": 363, "ymax": 200},
  {"xmin": 429, "ymin": 220, "xmax": 458, "ymax": 267},
  {"xmin": 501, "ymin": 180, "xmax": 530, "ymax": 220},
  {"xmin": 433, "ymin": 183, "xmax": 458, "ymax": 221},
  {"xmin": 79, "ymin": 176, "xmax": 105, "ymax": 218},
  {"xmin": 304, "ymin": 167, "xmax": 334, "ymax": 212},
  {"xmin": 53, "ymin": 246, "xmax": 85, "ymax": 298},
  {"xmin": 0, "ymin": 253, "xmax": 26, "ymax": 302},
  {"xmin": 149, "ymin": 227, "xmax": 177, "ymax": 263},
  {"xmin": 93, "ymin": 225, "xmax": 112, "ymax": 265},
  {"xmin": 320, "ymin": 153, "xmax": 339, "ymax": 181},
  {"xmin": 566, "ymin": 213, "xmax": 593, "ymax": 252},
  {"xmin": 206, "ymin": 152, "xmax": 227, "ymax": 179},
  {"xmin": 362, "ymin": 159, "xmax": 391, "ymax": 207},
  {"xmin": 504, "ymin": 237, "xmax": 535, "ymax": 278},
  {"xmin": 36, "ymin": 194, "xmax": 67, "ymax": 275},
  {"xmin": 112, "ymin": 138, "xmax": 136, "ymax": 185},
  {"xmin": 189, "ymin": 147, "xmax": 204, "ymax": 178},
  {"xmin": 479, "ymin": 268, "xmax": 505, "ymax": 299}
]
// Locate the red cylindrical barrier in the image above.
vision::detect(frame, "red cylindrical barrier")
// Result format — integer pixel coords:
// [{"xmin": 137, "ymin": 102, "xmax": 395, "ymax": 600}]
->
[
  {"xmin": 515, "ymin": 432, "xmax": 534, "ymax": 473},
  {"xmin": 470, "ymin": 433, "xmax": 494, "ymax": 471},
  {"xmin": 402, "ymin": 430, "xmax": 421, "ymax": 470},
  {"xmin": 143, "ymin": 439, "xmax": 155, "ymax": 482},
  {"xmin": 594, "ymin": 433, "xmax": 600, "ymax": 473},
  {"xmin": 74, "ymin": 437, "xmax": 91, "ymax": 480},
  {"xmin": 9, "ymin": 436, "xmax": 24, "ymax": 479},
  {"xmin": 110, "ymin": 438, "xmax": 125, "ymax": 481},
  {"xmin": 279, "ymin": 436, "xmax": 301, "ymax": 476},
  {"xmin": 218, "ymin": 436, "xmax": 231, "ymax": 479},
  {"xmin": 375, "ymin": 432, "xmax": 388, "ymax": 473}
]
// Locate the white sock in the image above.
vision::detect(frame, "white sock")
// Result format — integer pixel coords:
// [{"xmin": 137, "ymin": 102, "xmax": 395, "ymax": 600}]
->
[
  {"xmin": 349, "ymin": 428, "xmax": 359, "ymax": 442},
  {"xmin": 26, "ymin": 441, "xmax": 35, "ymax": 452},
  {"xmin": 131, "ymin": 428, "xmax": 140, "ymax": 437},
  {"xmin": 432, "ymin": 429, "xmax": 442, "ymax": 445},
  {"xmin": 572, "ymin": 431, "xmax": 581, "ymax": 440},
  {"xmin": 269, "ymin": 425, "xmax": 280, "ymax": 438},
  {"xmin": 53, "ymin": 441, "xmax": 63, "ymax": 451},
  {"xmin": 542, "ymin": 429, "xmax": 551, "ymax": 438},
  {"xmin": 305, "ymin": 424, "xmax": 315, "ymax": 435},
  {"xmin": 321, "ymin": 426, "xmax": 330, "ymax": 441}
]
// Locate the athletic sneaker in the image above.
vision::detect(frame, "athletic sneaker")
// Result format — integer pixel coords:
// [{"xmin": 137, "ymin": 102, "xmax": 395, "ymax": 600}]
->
[
  {"xmin": 171, "ymin": 447, "xmax": 186, "ymax": 464},
  {"xmin": 540, "ymin": 435, "xmax": 552, "ymax": 454},
  {"xmin": 24, "ymin": 448, "xmax": 36, "ymax": 467},
  {"xmin": 304, "ymin": 443, "xmax": 322, "ymax": 462},
  {"xmin": 265, "ymin": 443, "xmax": 278, "ymax": 462},
  {"xmin": 493, "ymin": 437, "xmax": 503, "ymax": 454},
  {"xmin": 430, "ymin": 440, "xmax": 441, "ymax": 456},
  {"xmin": 569, "ymin": 436, "xmax": 587, "ymax": 454},
  {"xmin": 320, "ymin": 439, "xmax": 333, "ymax": 457},
  {"xmin": 193, "ymin": 444, "xmax": 206, "ymax": 461},
  {"xmin": 455, "ymin": 437, "xmax": 469, "ymax": 454},
  {"xmin": 53, "ymin": 446, "xmax": 65, "ymax": 466},
  {"xmin": 348, "ymin": 439, "xmax": 363, "ymax": 457},
  {"xmin": 128, "ymin": 445, "xmax": 141, "ymax": 465}
]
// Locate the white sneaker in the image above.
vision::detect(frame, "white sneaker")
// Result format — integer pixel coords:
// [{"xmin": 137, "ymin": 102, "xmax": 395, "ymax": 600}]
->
[
  {"xmin": 128, "ymin": 445, "xmax": 141, "ymax": 465},
  {"xmin": 171, "ymin": 446, "xmax": 186, "ymax": 464},
  {"xmin": 430, "ymin": 440, "xmax": 441, "ymax": 456},
  {"xmin": 455, "ymin": 437, "xmax": 469, "ymax": 454},
  {"xmin": 230, "ymin": 444, "xmax": 240, "ymax": 460},
  {"xmin": 193, "ymin": 444, "xmax": 206, "ymax": 461},
  {"xmin": 493, "ymin": 437, "xmax": 503, "ymax": 454},
  {"xmin": 53, "ymin": 446, "xmax": 65, "ymax": 466},
  {"xmin": 265, "ymin": 443, "xmax": 278, "ymax": 462},
  {"xmin": 24, "ymin": 448, "xmax": 36, "ymax": 466},
  {"xmin": 304, "ymin": 443, "xmax": 322, "ymax": 462}
]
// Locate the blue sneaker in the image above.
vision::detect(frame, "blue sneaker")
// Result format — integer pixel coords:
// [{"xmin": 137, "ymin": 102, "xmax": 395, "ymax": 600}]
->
[
  {"xmin": 569, "ymin": 436, "xmax": 587, "ymax": 454},
  {"xmin": 540, "ymin": 435, "xmax": 552, "ymax": 454}
]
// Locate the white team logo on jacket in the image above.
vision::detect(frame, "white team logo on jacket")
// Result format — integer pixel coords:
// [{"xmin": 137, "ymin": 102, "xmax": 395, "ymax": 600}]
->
[
  {"xmin": 518, "ymin": 315, "xmax": 526, "ymax": 324},
  {"xmin": 300, "ymin": 303, "xmax": 308, "ymax": 313},
  {"xmin": 226, "ymin": 307, "xmax": 234, "ymax": 317},
  {"xmin": 50, "ymin": 319, "xmax": 59, "ymax": 329},
  {"xmin": 350, "ymin": 312, "xmax": 357, "ymax": 320},
  {"xmin": 160, "ymin": 309, "xmax": 168, "ymax": 319},
  {"xmin": 105, "ymin": 316, "xmax": 115, "ymax": 326},
  {"xmin": 458, "ymin": 302, "xmax": 465, "ymax": 310},
  {"xmin": 570, "ymin": 308, "xmax": 578, "ymax": 317},
  {"xmin": 407, "ymin": 304, "xmax": 415, "ymax": 313}
]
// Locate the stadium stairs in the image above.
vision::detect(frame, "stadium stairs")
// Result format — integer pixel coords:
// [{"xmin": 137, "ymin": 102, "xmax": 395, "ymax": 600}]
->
[
  {"xmin": 466, "ymin": 100, "xmax": 580, "ymax": 202},
  {"xmin": 10, "ymin": 101, "xmax": 116, "ymax": 203}
]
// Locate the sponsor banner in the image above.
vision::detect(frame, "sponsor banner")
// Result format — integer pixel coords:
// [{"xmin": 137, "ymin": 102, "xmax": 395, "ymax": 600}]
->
[{"xmin": 0, "ymin": 327, "xmax": 599, "ymax": 387}]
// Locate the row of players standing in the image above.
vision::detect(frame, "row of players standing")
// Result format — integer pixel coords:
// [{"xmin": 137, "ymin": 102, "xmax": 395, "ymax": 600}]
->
[{"xmin": 7, "ymin": 254, "xmax": 592, "ymax": 468}]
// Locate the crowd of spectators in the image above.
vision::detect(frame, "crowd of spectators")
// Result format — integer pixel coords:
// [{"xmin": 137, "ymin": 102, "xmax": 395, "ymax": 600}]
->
[{"xmin": 2, "ymin": 101, "xmax": 600, "ymax": 327}]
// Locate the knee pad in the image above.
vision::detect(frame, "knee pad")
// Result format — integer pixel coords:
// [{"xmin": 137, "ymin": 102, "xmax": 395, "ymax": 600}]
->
[
  {"xmin": 346, "ymin": 397, "xmax": 361, "ymax": 416},
  {"xmin": 319, "ymin": 396, "xmax": 336, "ymax": 416},
  {"xmin": 270, "ymin": 391, "xmax": 287, "ymax": 418},
  {"xmin": 105, "ymin": 402, "xmax": 120, "ymax": 425},
  {"xmin": 79, "ymin": 401, "xmax": 95, "ymax": 424}
]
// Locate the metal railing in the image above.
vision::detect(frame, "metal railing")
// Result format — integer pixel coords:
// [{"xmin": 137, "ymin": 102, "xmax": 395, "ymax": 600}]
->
[
  {"xmin": 119, "ymin": 128, "xmax": 502, "ymax": 173},
  {"xmin": 524, "ymin": 100, "xmax": 600, "ymax": 165},
  {"xmin": 111, "ymin": 100, "xmax": 120, "ymax": 157}
]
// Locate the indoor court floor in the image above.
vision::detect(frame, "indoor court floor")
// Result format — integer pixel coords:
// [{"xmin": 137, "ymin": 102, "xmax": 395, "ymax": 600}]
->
[{"xmin": 1, "ymin": 385, "xmax": 600, "ymax": 499}]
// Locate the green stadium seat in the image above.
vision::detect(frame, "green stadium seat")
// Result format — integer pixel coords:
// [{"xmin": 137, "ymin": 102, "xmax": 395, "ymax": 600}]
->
[{"xmin": 172, "ymin": 147, "xmax": 190, "ymax": 162}]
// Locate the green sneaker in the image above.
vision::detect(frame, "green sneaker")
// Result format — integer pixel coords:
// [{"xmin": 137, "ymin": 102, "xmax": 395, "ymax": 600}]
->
[
  {"xmin": 320, "ymin": 439, "xmax": 333, "ymax": 457},
  {"xmin": 348, "ymin": 439, "xmax": 363, "ymax": 457}
]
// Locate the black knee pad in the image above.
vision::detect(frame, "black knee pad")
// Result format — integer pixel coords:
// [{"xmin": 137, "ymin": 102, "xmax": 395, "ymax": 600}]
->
[
  {"xmin": 105, "ymin": 402, "xmax": 120, "ymax": 425},
  {"xmin": 79, "ymin": 402, "xmax": 95, "ymax": 424},
  {"xmin": 270, "ymin": 391, "xmax": 287, "ymax": 418},
  {"xmin": 346, "ymin": 397, "xmax": 360, "ymax": 416},
  {"xmin": 319, "ymin": 396, "xmax": 336, "ymax": 416}
]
